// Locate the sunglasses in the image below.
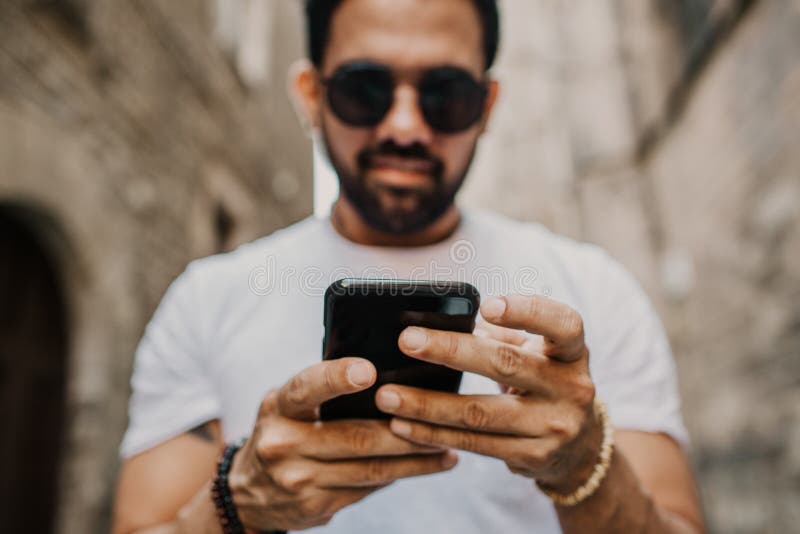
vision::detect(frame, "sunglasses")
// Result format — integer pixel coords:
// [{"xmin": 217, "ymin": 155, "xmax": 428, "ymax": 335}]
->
[{"xmin": 320, "ymin": 61, "xmax": 489, "ymax": 134}]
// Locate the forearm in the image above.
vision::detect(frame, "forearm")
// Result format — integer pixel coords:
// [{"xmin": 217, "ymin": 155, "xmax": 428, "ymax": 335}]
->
[
  {"xmin": 125, "ymin": 482, "xmax": 222, "ymax": 534},
  {"xmin": 173, "ymin": 482, "xmax": 223, "ymax": 534},
  {"xmin": 555, "ymin": 449, "xmax": 702, "ymax": 534}
]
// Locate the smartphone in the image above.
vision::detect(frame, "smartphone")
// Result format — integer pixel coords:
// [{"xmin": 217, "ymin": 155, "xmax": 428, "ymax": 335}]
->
[{"xmin": 319, "ymin": 278, "xmax": 480, "ymax": 420}]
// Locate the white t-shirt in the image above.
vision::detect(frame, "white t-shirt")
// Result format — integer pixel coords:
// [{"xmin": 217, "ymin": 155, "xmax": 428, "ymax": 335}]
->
[{"xmin": 121, "ymin": 209, "xmax": 688, "ymax": 533}]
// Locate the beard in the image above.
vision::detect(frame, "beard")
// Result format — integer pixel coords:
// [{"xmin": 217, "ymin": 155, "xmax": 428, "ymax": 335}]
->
[{"xmin": 321, "ymin": 127, "xmax": 476, "ymax": 235}]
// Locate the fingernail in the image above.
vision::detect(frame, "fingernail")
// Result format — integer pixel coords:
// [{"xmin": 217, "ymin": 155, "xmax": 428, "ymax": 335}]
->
[
  {"xmin": 402, "ymin": 327, "xmax": 428, "ymax": 350},
  {"xmin": 347, "ymin": 362, "xmax": 373, "ymax": 386},
  {"xmin": 377, "ymin": 389, "xmax": 401, "ymax": 411},
  {"xmin": 482, "ymin": 297, "xmax": 506, "ymax": 318},
  {"xmin": 391, "ymin": 418, "xmax": 412, "ymax": 437},
  {"xmin": 441, "ymin": 449, "xmax": 459, "ymax": 468}
]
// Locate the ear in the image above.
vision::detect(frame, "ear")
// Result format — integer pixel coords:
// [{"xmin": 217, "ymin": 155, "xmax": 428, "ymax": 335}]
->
[
  {"xmin": 288, "ymin": 58, "xmax": 323, "ymax": 133},
  {"xmin": 478, "ymin": 79, "xmax": 500, "ymax": 134}
]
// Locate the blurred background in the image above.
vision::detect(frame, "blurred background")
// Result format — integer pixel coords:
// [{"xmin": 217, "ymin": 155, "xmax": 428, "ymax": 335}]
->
[{"xmin": 0, "ymin": 0, "xmax": 797, "ymax": 533}]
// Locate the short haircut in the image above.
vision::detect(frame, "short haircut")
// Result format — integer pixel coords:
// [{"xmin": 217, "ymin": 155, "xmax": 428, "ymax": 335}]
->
[{"xmin": 304, "ymin": 0, "xmax": 500, "ymax": 71}]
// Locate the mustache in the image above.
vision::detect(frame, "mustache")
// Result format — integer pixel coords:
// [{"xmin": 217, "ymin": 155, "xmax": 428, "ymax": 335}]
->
[{"xmin": 358, "ymin": 141, "xmax": 444, "ymax": 178}]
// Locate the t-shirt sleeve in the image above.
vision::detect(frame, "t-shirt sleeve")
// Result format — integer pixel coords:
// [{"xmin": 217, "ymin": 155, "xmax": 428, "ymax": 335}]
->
[
  {"xmin": 585, "ymin": 251, "xmax": 690, "ymax": 447},
  {"xmin": 119, "ymin": 262, "xmax": 221, "ymax": 458}
]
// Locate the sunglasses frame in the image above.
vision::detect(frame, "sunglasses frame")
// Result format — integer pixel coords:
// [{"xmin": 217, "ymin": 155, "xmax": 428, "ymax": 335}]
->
[{"xmin": 319, "ymin": 61, "xmax": 490, "ymax": 134}]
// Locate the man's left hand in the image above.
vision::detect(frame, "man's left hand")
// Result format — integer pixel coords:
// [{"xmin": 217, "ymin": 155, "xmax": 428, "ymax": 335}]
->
[{"xmin": 376, "ymin": 294, "xmax": 604, "ymax": 493}]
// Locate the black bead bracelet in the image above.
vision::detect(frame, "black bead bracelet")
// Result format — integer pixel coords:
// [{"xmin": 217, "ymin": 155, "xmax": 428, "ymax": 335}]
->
[
  {"xmin": 211, "ymin": 438, "xmax": 248, "ymax": 534},
  {"xmin": 211, "ymin": 439, "xmax": 287, "ymax": 534}
]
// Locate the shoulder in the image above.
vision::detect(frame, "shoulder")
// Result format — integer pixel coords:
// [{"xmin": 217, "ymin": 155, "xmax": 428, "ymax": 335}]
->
[
  {"xmin": 167, "ymin": 216, "xmax": 324, "ymax": 327},
  {"xmin": 465, "ymin": 210, "xmax": 650, "ymax": 325},
  {"xmin": 469, "ymin": 209, "xmax": 623, "ymax": 282},
  {"xmin": 183, "ymin": 216, "xmax": 323, "ymax": 291}
]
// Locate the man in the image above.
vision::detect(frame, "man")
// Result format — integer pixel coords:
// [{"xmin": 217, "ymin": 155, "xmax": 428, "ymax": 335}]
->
[{"xmin": 113, "ymin": 1, "xmax": 705, "ymax": 532}]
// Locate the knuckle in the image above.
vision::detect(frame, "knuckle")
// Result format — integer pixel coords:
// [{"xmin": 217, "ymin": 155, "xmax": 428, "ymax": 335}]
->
[
  {"xmin": 453, "ymin": 430, "xmax": 477, "ymax": 451},
  {"xmin": 256, "ymin": 431, "xmax": 292, "ymax": 461},
  {"xmin": 443, "ymin": 334, "xmax": 461, "ymax": 362},
  {"xmin": 559, "ymin": 309, "xmax": 584, "ymax": 340},
  {"xmin": 365, "ymin": 459, "xmax": 390, "ymax": 482},
  {"xmin": 349, "ymin": 423, "xmax": 377, "ymax": 453},
  {"xmin": 492, "ymin": 345, "xmax": 523, "ymax": 377},
  {"xmin": 549, "ymin": 418, "xmax": 581, "ymax": 442},
  {"xmin": 274, "ymin": 467, "xmax": 313, "ymax": 492},
  {"xmin": 286, "ymin": 374, "xmax": 311, "ymax": 406},
  {"xmin": 462, "ymin": 400, "xmax": 490, "ymax": 430},
  {"xmin": 410, "ymin": 393, "xmax": 430, "ymax": 419}
]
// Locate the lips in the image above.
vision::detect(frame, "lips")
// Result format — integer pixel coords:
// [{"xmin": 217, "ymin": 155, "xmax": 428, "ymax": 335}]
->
[{"xmin": 369, "ymin": 154, "xmax": 437, "ymax": 175}]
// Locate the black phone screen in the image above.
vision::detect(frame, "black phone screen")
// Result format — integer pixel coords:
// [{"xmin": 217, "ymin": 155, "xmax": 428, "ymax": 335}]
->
[{"xmin": 320, "ymin": 279, "xmax": 480, "ymax": 420}]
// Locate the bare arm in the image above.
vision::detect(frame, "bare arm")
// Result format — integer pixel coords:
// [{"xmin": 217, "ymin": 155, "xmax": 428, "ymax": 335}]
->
[
  {"xmin": 553, "ymin": 430, "xmax": 704, "ymax": 533},
  {"xmin": 112, "ymin": 421, "xmax": 223, "ymax": 534}
]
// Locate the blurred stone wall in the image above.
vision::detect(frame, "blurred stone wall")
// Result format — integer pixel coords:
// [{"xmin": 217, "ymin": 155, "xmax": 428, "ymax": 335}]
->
[
  {"xmin": 0, "ymin": 1, "xmax": 311, "ymax": 532},
  {"xmin": 2, "ymin": 0, "xmax": 798, "ymax": 532},
  {"xmin": 463, "ymin": 0, "xmax": 799, "ymax": 531}
]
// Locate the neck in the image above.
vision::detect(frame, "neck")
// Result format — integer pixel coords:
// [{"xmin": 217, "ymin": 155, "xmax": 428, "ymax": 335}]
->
[{"xmin": 330, "ymin": 197, "xmax": 461, "ymax": 247}]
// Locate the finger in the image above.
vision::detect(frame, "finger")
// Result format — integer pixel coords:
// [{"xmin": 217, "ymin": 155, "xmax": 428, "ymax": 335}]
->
[
  {"xmin": 376, "ymin": 386, "xmax": 556, "ymax": 437},
  {"xmin": 474, "ymin": 320, "xmax": 529, "ymax": 346},
  {"xmin": 278, "ymin": 358, "xmax": 376, "ymax": 420},
  {"xmin": 398, "ymin": 327, "xmax": 553, "ymax": 393},
  {"xmin": 318, "ymin": 451, "xmax": 458, "ymax": 488},
  {"xmin": 290, "ymin": 419, "xmax": 446, "ymax": 460},
  {"xmin": 474, "ymin": 322, "xmax": 545, "ymax": 361},
  {"xmin": 306, "ymin": 451, "xmax": 457, "ymax": 489},
  {"xmin": 481, "ymin": 295, "xmax": 586, "ymax": 361},
  {"xmin": 477, "ymin": 322, "xmax": 543, "ymax": 393},
  {"xmin": 389, "ymin": 418, "xmax": 557, "ymax": 471},
  {"xmin": 475, "ymin": 322, "xmax": 545, "ymax": 356},
  {"xmin": 270, "ymin": 487, "xmax": 379, "ymax": 531}
]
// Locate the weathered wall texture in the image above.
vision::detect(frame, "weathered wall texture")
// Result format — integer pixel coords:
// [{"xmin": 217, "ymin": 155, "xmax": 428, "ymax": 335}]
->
[
  {"xmin": 2, "ymin": 0, "xmax": 798, "ymax": 532},
  {"xmin": 463, "ymin": 0, "xmax": 799, "ymax": 532},
  {"xmin": 643, "ymin": 2, "xmax": 800, "ymax": 530},
  {"xmin": 0, "ymin": 1, "xmax": 311, "ymax": 532}
]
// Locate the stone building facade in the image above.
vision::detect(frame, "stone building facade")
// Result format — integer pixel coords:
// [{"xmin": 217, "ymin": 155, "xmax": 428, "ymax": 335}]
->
[
  {"xmin": 462, "ymin": 1, "xmax": 799, "ymax": 532},
  {"xmin": 0, "ymin": 1, "xmax": 311, "ymax": 532}
]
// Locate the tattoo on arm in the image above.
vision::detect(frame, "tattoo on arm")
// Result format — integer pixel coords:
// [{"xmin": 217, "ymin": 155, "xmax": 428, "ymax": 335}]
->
[{"xmin": 188, "ymin": 421, "xmax": 217, "ymax": 442}]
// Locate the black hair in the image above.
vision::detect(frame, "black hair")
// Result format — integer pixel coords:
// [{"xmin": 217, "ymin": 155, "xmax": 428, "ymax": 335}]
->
[{"xmin": 304, "ymin": 0, "xmax": 500, "ymax": 71}]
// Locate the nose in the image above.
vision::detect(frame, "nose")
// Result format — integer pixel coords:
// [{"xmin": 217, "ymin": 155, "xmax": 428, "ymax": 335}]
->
[{"xmin": 374, "ymin": 83, "xmax": 434, "ymax": 147}]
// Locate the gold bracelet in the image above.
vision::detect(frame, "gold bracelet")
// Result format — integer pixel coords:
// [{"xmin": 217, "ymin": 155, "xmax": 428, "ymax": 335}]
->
[{"xmin": 537, "ymin": 397, "xmax": 615, "ymax": 507}]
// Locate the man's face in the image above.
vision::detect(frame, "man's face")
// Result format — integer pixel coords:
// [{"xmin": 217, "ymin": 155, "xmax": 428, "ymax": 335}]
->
[{"xmin": 315, "ymin": 0, "xmax": 496, "ymax": 234}]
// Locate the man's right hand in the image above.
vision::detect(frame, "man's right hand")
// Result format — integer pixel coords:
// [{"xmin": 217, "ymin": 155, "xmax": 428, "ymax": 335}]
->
[{"xmin": 228, "ymin": 357, "xmax": 458, "ymax": 532}]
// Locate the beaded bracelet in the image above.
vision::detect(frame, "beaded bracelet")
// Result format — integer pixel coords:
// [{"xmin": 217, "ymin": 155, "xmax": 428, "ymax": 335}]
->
[
  {"xmin": 211, "ymin": 438, "xmax": 248, "ymax": 534},
  {"xmin": 211, "ymin": 439, "xmax": 287, "ymax": 534},
  {"xmin": 537, "ymin": 398, "xmax": 615, "ymax": 507}
]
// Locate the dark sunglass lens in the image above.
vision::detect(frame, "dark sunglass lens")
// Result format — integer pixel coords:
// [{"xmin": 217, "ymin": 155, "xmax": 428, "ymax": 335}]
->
[
  {"xmin": 327, "ymin": 65, "xmax": 393, "ymax": 127},
  {"xmin": 419, "ymin": 68, "xmax": 487, "ymax": 133}
]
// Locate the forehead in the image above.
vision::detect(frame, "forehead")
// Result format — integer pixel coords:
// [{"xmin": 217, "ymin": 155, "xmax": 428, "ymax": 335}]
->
[{"xmin": 323, "ymin": 0, "xmax": 484, "ymax": 76}]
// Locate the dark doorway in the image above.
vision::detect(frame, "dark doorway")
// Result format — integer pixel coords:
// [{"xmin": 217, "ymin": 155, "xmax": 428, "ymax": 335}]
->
[{"xmin": 0, "ymin": 208, "xmax": 69, "ymax": 534}]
